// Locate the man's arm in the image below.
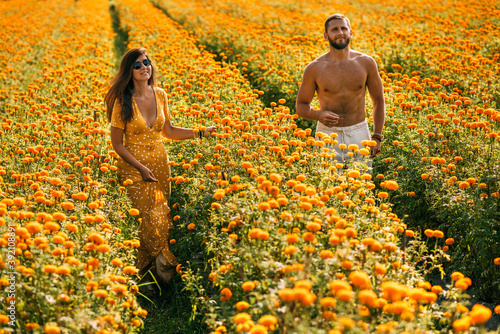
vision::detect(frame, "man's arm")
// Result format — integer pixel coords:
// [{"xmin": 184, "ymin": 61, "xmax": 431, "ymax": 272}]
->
[
  {"xmin": 366, "ymin": 57, "xmax": 386, "ymax": 156},
  {"xmin": 296, "ymin": 63, "xmax": 339, "ymax": 126}
]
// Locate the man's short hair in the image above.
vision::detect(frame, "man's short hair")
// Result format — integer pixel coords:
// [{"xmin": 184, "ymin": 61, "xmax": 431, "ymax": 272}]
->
[{"xmin": 324, "ymin": 14, "xmax": 351, "ymax": 32}]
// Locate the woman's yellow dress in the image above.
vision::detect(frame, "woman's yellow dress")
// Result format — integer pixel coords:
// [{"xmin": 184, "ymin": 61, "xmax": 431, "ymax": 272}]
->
[{"xmin": 110, "ymin": 86, "xmax": 176, "ymax": 272}]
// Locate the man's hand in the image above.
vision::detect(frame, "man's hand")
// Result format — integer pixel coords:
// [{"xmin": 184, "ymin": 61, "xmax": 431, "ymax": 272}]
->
[
  {"xmin": 370, "ymin": 140, "xmax": 381, "ymax": 158},
  {"xmin": 318, "ymin": 110, "xmax": 340, "ymax": 127}
]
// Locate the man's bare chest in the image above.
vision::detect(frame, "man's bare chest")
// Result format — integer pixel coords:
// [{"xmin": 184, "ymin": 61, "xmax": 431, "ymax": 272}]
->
[{"xmin": 316, "ymin": 62, "xmax": 367, "ymax": 94}]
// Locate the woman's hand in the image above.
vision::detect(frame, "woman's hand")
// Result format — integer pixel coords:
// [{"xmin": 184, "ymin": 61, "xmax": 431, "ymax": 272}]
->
[
  {"xmin": 138, "ymin": 165, "xmax": 158, "ymax": 182},
  {"xmin": 204, "ymin": 126, "xmax": 216, "ymax": 137}
]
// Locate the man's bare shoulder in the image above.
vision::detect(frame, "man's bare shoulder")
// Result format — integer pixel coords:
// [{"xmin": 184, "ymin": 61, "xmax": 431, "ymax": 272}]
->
[
  {"xmin": 305, "ymin": 53, "xmax": 329, "ymax": 67},
  {"xmin": 303, "ymin": 53, "xmax": 331, "ymax": 76},
  {"xmin": 351, "ymin": 50, "xmax": 377, "ymax": 66}
]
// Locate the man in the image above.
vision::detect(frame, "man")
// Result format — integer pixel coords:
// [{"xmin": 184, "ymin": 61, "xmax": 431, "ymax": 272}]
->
[{"xmin": 296, "ymin": 13, "xmax": 385, "ymax": 169}]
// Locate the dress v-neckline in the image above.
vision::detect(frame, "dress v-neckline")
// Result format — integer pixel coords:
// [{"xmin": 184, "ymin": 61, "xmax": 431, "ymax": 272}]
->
[{"xmin": 133, "ymin": 86, "xmax": 157, "ymax": 129}]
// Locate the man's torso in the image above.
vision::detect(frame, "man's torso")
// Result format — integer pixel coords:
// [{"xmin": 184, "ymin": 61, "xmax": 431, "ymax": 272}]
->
[{"xmin": 312, "ymin": 51, "xmax": 370, "ymax": 127}]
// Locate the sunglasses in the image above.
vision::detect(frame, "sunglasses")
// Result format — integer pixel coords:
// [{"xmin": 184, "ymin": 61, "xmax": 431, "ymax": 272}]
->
[{"xmin": 132, "ymin": 59, "xmax": 152, "ymax": 70}]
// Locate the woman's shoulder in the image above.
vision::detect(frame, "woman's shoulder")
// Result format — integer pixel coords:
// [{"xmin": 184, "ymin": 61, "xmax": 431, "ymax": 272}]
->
[{"xmin": 154, "ymin": 86, "xmax": 167, "ymax": 97}]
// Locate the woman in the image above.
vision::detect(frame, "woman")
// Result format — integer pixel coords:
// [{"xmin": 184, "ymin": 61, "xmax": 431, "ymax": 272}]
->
[{"xmin": 105, "ymin": 48, "xmax": 215, "ymax": 285}]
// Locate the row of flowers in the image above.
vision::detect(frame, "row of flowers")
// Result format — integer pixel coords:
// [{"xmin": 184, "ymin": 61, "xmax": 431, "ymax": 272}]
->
[{"xmin": 0, "ymin": 0, "xmax": 145, "ymax": 333}]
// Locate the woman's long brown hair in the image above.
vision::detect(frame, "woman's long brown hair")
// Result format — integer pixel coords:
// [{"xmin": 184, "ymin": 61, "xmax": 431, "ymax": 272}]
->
[{"xmin": 105, "ymin": 48, "xmax": 157, "ymax": 123}]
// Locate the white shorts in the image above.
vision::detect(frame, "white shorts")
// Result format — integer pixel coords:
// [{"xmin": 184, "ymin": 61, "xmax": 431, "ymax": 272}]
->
[{"xmin": 315, "ymin": 120, "xmax": 372, "ymax": 170}]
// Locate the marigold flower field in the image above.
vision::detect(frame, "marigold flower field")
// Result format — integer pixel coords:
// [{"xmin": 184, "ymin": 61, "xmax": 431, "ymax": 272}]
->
[{"xmin": 0, "ymin": 0, "xmax": 499, "ymax": 333}]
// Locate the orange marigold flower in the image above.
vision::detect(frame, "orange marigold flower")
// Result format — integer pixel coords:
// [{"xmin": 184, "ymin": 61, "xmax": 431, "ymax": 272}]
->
[
  {"xmin": 44, "ymin": 221, "xmax": 60, "ymax": 232},
  {"xmin": 452, "ymin": 316, "xmax": 472, "ymax": 332},
  {"xmin": 469, "ymin": 304, "xmax": 492, "ymax": 325},
  {"xmin": 320, "ymin": 297, "xmax": 337, "ymax": 308},
  {"xmin": 13, "ymin": 197, "xmax": 26, "ymax": 207},
  {"xmin": 258, "ymin": 314, "xmax": 278, "ymax": 327},
  {"xmin": 358, "ymin": 289, "xmax": 378, "ymax": 307},
  {"xmin": 432, "ymin": 230, "xmax": 444, "ymax": 238},
  {"xmin": 234, "ymin": 312, "xmax": 251, "ymax": 324},
  {"xmin": 349, "ymin": 270, "xmax": 371, "ymax": 290},
  {"xmin": 378, "ymin": 192, "xmax": 389, "ymax": 198},
  {"xmin": 242, "ymin": 281, "xmax": 256, "ymax": 292},
  {"xmin": 94, "ymin": 289, "xmax": 108, "ymax": 298},
  {"xmin": 111, "ymin": 284, "xmax": 128, "ymax": 297},
  {"xmin": 385, "ymin": 181, "xmax": 399, "ymax": 190},
  {"xmin": 56, "ymin": 265, "xmax": 71, "ymax": 275},
  {"xmin": 220, "ymin": 287, "xmax": 232, "ymax": 301},
  {"xmin": 128, "ymin": 208, "xmax": 140, "ymax": 216},
  {"xmin": 286, "ymin": 234, "xmax": 299, "ymax": 243},
  {"xmin": 431, "ymin": 285, "xmax": 443, "ymax": 294},
  {"xmin": 44, "ymin": 265, "xmax": 57, "ymax": 274},
  {"xmin": 123, "ymin": 266, "xmax": 137, "ymax": 275},
  {"xmin": 236, "ymin": 301, "xmax": 250, "ymax": 311},
  {"xmin": 111, "ymin": 258, "xmax": 123, "ymax": 267},
  {"xmin": 451, "ymin": 271, "xmax": 465, "ymax": 281},
  {"xmin": 44, "ymin": 325, "xmax": 61, "ymax": 334},
  {"xmin": 341, "ymin": 260, "xmax": 354, "ymax": 270},
  {"xmin": 60, "ymin": 202, "xmax": 74, "ymax": 210},
  {"xmin": 258, "ymin": 202, "xmax": 271, "ymax": 211},
  {"xmin": 338, "ymin": 316, "xmax": 355, "ymax": 328},
  {"xmin": 250, "ymin": 325, "xmax": 267, "ymax": 334}
]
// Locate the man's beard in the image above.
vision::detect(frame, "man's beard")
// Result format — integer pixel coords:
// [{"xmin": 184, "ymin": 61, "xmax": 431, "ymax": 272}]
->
[{"xmin": 328, "ymin": 36, "xmax": 350, "ymax": 50}]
